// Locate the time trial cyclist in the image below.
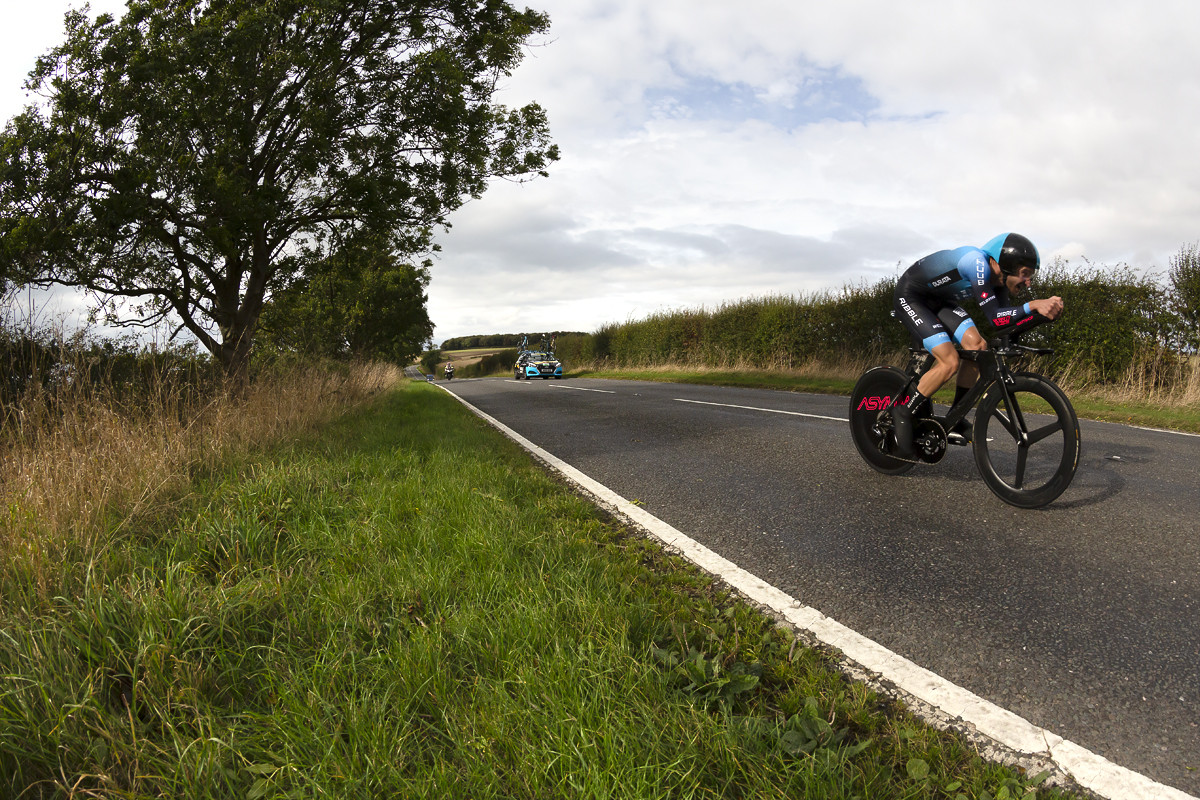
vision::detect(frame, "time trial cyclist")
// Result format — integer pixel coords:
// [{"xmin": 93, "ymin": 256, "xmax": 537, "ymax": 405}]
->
[{"xmin": 891, "ymin": 232, "xmax": 1064, "ymax": 456}]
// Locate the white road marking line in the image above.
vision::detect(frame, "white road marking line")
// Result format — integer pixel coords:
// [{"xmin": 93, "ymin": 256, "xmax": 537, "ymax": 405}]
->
[
  {"xmin": 549, "ymin": 384, "xmax": 616, "ymax": 394},
  {"xmin": 675, "ymin": 398, "xmax": 847, "ymax": 423},
  {"xmin": 1128, "ymin": 424, "xmax": 1200, "ymax": 438},
  {"xmin": 437, "ymin": 382, "xmax": 1195, "ymax": 800}
]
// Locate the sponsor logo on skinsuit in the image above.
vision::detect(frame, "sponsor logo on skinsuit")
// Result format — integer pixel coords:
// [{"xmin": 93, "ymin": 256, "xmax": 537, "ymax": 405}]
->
[
  {"xmin": 994, "ymin": 316, "xmax": 1010, "ymax": 326},
  {"xmin": 899, "ymin": 297, "xmax": 923, "ymax": 326},
  {"xmin": 975, "ymin": 257, "xmax": 987, "ymax": 285},
  {"xmin": 930, "ymin": 269, "xmax": 957, "ymax": 288}
]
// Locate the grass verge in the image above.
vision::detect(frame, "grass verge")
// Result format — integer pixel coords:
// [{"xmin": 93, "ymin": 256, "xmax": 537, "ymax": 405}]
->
[
  {"xmin": 571, "ymin": 365, "xmax": 1200, "ymax": 433},
  {"xmin": 2, "ymin": 380, "xmax": 1082, "ymax": 798}
]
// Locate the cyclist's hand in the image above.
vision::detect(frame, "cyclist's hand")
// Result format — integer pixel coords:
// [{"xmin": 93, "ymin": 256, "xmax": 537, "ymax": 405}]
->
[{"xmin": 1030, "ymin": 296, "xmax": 1063, "ymax": 320}]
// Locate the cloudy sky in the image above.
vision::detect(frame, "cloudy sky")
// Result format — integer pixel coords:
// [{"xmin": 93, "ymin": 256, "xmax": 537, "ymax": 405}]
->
[{"xmin": 5, "ymin": 1, "xmax": 1200, "ymax": 343}]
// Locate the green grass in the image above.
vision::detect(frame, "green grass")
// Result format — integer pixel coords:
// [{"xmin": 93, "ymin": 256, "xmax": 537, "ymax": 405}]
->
[
  {"xmin": 573, "ymin": 367, "xmax": 859, "ymax": 396},
  {"xmin": 572, "ymin": 367, "xmax": 1200, "ymax": 433},
  {"xmin": 1, "ymin": 381, "xmax": 1081, "ymax": 798},
  {"xmin": 1063, "ymin": 396, "xmax": 1200, "ymax": 433}
]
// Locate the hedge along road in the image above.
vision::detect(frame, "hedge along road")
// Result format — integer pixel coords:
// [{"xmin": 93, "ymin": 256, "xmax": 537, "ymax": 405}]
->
[{"xmin": 441, "ymin": 375, "xmax": 1199, "ymax": 798}]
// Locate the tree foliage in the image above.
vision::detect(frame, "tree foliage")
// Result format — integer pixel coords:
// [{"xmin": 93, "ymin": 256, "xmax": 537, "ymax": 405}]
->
[
  {"xmin": 439, "ymin": 331, "xmax": 584, "ymax": 350},
  {"xmin": 0, "ymin": 0, "xmax": 558, "ymax": 381},
  {"xmin": 419, "ymin": 348, "xmax": 442, "ymax": 374},
  {"xmin": 256, "ymin": 236, "xmax": 434, "ymax": 364},
  {"xmin": 1169, "ymin": 242, "xmax": 1200, "ymax": 351}
]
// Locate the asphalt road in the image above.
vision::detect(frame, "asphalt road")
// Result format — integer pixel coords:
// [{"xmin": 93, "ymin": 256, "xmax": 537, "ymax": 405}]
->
[{"xmin": 441, "ymin": 375, "xmax": 1199, "ymax": 796}]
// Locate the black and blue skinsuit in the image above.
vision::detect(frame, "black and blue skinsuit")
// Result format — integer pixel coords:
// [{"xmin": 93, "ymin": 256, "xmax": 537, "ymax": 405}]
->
[{"xmin": 893, "ymin": 246, "xmax": 1036, "ymax": 350}]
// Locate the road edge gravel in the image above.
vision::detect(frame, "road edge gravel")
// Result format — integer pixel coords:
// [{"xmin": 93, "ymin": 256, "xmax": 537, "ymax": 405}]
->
[{"xmin": 436, "ymin": 382, "xmax": 1196, "ymax": 800}]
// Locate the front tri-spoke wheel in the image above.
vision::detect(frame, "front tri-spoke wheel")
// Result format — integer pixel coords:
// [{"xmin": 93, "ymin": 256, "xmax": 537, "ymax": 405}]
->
[{"xmin": 973, "ymin": 375, "xmax": 1080, "ymax": 508}]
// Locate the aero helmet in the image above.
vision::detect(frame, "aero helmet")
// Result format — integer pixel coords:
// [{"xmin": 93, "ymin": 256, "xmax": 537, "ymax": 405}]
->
[{"xmin": 981, "ymin": 233, "xmax": 1040, "ymax": 276}]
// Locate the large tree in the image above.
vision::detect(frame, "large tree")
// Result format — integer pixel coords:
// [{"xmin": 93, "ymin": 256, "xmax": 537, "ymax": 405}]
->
[
  {"xmin": 0, "ymin": 0, "xmax": 557, "ymax": 382},
  {"xmin": 256, "ymin": 235, "xmax": 435, "ymax": 364}
]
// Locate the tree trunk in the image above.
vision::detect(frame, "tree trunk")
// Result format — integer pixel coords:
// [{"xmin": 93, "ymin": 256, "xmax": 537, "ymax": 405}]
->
[{"xmin": 216, "ymin": 321, "xmax": 256, "ymax": 399}]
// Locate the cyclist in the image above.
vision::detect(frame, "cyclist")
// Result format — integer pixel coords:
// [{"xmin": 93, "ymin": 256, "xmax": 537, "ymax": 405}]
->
[{"xmin": 891, "ymin": 232, "xmax": 1063, "ymax": 455}]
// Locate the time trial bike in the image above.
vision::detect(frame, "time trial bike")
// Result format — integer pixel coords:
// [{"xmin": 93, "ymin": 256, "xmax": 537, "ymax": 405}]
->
[{"xmin": 849, "ymin": 315, "xmax": 1080, "ymax": 509}]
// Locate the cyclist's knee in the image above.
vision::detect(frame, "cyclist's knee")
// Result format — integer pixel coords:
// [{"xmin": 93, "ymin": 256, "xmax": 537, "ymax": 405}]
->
[
  {"xmin": 960, "ymin": 326, "xmax": 986, "ymax": 351},
  {"xmin": 933, "ymin": 347, "xmax": 960, "ymax": 372}
]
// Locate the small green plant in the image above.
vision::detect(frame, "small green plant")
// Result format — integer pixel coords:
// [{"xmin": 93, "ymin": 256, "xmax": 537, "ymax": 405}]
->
[{"xmin": 652, "ymin": 646, "xmax": 761, "ymax": 710}]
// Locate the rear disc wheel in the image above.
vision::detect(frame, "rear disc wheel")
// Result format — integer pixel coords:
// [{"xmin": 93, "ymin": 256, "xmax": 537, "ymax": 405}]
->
[{"xmin": 849, "ymin": 366, "xmax": 915, "ymax": 475}]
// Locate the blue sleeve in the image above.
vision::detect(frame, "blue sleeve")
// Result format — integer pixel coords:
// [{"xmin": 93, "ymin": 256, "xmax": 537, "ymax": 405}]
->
[{"xmin": 957, "ymin": 249, "xmax": 1034, "ymax": 330}]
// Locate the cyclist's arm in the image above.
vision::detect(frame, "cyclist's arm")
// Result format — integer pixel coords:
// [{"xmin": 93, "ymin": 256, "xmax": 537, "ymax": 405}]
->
[
  {"xmin": 1027, "ymin": 297, "xmax": 1063, "ymax": 319},
  {"xmin": 974, "ymin": 282, "xmax": 1036, "ymax": 330}
]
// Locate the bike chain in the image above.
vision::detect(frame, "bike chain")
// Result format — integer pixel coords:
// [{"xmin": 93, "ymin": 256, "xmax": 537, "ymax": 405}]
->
[{"xmin": 877, "ymin": 414, "xmax": 948, "ymax": 465}]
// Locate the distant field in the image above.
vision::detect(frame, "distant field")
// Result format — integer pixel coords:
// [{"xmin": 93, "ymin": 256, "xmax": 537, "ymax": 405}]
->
[
  {"xmin": 442, "ymin": 348, "xmax": 507, "ymax": 368},
  {"xmin": 409, "ymin": 348, "xmax": 507, "ymax": 369},
  {"xmin": 443, "ymin": 347, "xmax": 504, "ymax": 356}
]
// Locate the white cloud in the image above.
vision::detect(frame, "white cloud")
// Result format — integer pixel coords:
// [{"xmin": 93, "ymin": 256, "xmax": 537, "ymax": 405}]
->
[
  {"xmin": 426, "ymin": 0, "xmax": 1200, "ymax": 341},
  {"xmin": 6, "ymin": 1, "xmax": 1200, "ymax": 344},
  {"xmin": 0, "ymin": 2, "xmax": 128, "ymax": 119}
]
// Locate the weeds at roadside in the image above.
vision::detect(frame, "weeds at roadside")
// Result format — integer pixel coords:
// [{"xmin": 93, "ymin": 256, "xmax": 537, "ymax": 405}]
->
[{"xmin": 0, "ymin": 342, "xmax": 401, "ymax": 601}]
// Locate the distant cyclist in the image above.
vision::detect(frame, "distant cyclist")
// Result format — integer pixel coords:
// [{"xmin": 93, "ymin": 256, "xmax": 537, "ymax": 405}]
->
[{"xmin": 891, "ymin": 233, "xmax": 1063, "ymax": 455}]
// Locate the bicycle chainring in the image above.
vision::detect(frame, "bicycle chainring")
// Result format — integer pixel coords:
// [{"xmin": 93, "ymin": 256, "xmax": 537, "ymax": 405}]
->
[
  {"xmin": 870, "ymin": 410, "xmax": 944, "ymax": 465},
  {"xmin": 914, "ymin": 418, "xmax": 947, "ymax": 464}
]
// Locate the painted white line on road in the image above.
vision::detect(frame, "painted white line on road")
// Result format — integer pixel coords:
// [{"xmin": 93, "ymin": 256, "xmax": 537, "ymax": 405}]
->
[
  {"xmin": 549, "ymin": 384, "xmax": 616, "ymax": 394},
  {"xmin": 676, "ymin": 398, "xmax": 847, "ymax": 423},
  {"xmin": 437, "ymin": 382, "xmax": 1195, "ymax": 800},
  {"xmin": 504, "ymin": 380, "xmax": 615, "ymax": 393},
  {"xmin": 1129, "ymin": 424, "xmax": 1200, "ymax": 438}
]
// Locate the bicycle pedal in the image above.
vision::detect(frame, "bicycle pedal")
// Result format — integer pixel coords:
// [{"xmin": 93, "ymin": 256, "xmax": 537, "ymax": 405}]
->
[{"xmin": 947, "ymin": 432, "xmax": 971, "ymax": 446}]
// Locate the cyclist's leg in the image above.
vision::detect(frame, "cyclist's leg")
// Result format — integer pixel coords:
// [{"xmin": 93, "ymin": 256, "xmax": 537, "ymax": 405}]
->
[
  {"xmin": 893, "ymin": 292, "xmax": 955, "ymax": 453},
  {"xmin": 935, "ymin": 307, "xmax": 982, "ymax": 441},
  {"xmin": 894, "ymin": 292, "xmax": 956, "ymax": 397},
  {"xmin": 936, "ymin": 306, "xmax": 982, "ymax": 392},
  {"xmin": 956, "ymin": 326, "xmax": 985, "ymax": 400},
  {"xmin": 916, "ymin": 341, "xmax": 959, "ymax": 398}
]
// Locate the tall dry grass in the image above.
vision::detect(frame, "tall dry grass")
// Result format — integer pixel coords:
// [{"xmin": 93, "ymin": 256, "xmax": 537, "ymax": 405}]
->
[
  {"xmin": 1052, "ymin": 352, "xmax": 1200, "ymax": 407},
  {"xmin": 580, "ymin": 346, "xmax": 1200, "ymax": 409},
  {"xmin": 1, "ymin": 355, "xmax": 401, "ymax": 594},
  {"xmin": 576, "ymin": 348, "xmax": 895, "ymax": 383}
]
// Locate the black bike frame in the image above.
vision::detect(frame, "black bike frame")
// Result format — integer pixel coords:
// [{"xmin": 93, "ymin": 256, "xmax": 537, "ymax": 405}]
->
[{"xmin": 889, "ymin": 337, "xmax": 1047, "ymax": 432}]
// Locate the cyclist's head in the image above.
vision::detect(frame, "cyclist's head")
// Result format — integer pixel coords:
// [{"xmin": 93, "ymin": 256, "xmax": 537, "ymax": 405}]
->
[{"xmin": 981, "ymin": 232, "xmax": 1040, "ymax": 277}]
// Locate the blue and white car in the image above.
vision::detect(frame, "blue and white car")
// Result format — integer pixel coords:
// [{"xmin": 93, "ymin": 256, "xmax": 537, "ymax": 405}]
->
[{"xmin": 514, "ymin": 351, "xmax": 563, "ymax": 380}]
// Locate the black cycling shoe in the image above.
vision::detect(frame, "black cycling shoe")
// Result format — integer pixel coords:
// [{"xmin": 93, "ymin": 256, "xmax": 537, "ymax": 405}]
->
[
  {"xmin": 892, "ymin": 404, "xmax": 915, "ymax": 456},
  {"xmin": 947, "ymin": 416, "xmax": 972, "ymax": 446}
]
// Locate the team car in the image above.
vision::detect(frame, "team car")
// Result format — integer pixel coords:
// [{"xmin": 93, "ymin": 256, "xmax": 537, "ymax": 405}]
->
[{"xmin": 514, "ymin": 350, "xmax": 563, "ymax": 380}]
